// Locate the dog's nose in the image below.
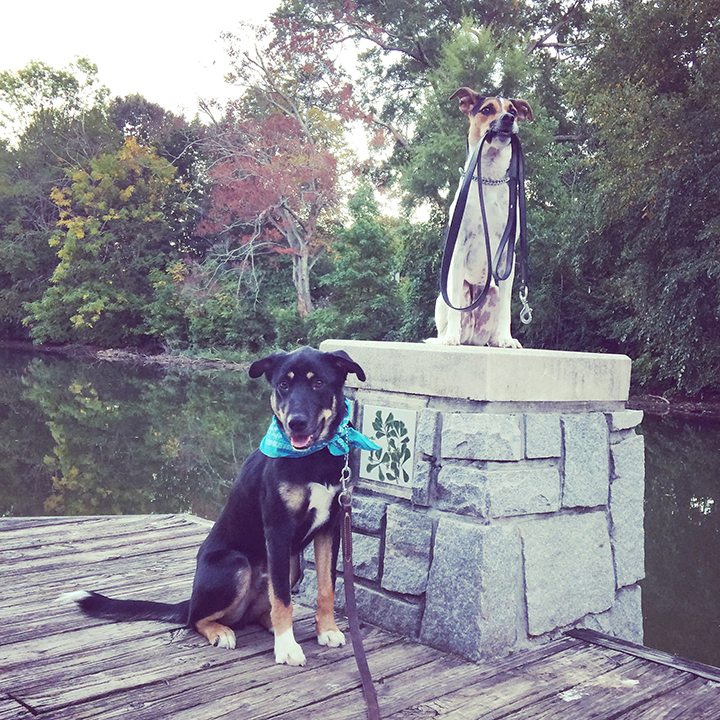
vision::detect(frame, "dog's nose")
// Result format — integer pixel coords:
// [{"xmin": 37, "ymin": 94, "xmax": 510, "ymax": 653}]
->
[
  {"xmin": 286, "ymin": 414, "xmax": 310, "ymax": 434},
  {"xmin": 498, "ymin": 113, "xmax": 516, "ymax": 131}
]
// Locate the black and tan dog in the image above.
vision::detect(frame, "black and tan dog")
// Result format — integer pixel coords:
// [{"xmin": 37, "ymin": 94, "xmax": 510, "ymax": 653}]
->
[{"xmin": 63, "ymin": 347, "xmax": 372, "ymax": 666}]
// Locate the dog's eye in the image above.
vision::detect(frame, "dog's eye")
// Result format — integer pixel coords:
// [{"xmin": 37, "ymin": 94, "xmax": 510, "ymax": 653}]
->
[
  {"xmin": 508, "ymin": 107, "xmax": 517, "ymax": 117},
  {"xmin": 312, "ymin": 378, "xmax": 324, "ymax": 390},
  {"xmin": 278, "ymin": 379, "xmax": 290, "ymax": 391},
  {"xmin": 481, "ymin": 105, "xmax": 495, "ymax": 116}
]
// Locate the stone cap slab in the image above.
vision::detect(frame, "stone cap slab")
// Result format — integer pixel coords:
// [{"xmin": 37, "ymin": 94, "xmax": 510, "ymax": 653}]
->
[{"xmin": 320, "ymin": 340, "xmax": 631, "ymax": 403}]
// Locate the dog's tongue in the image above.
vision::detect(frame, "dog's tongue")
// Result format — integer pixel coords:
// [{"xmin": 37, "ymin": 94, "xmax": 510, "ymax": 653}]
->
[{"xmin": 290, "ymin": 435, "xmax": 314, "ymax": 450}]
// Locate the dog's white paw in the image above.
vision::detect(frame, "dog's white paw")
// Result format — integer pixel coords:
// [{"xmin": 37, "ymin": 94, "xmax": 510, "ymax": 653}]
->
[
  {"xmin": 211, "ymin": 628, "xmax": 237, "ymax": 650},
  {"xmin": 497, "ymin": 337, "xmax": 522, "ymax": 349},
  {"xmin": 318, "ymin": 629, "xmax": 346, "ymax": 648},
  {"xmin": 274, "ymin": 629, "xmax": 306, "ymax": 666},
  {"xmin": 442, "ymin": 334, "xmax": 461, "ymax": 346}
]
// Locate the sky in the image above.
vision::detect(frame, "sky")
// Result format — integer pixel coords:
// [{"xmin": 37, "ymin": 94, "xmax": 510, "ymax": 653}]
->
[{"xmin": 1, "ymin": 0, "xmax": 281, "ymax": 117}]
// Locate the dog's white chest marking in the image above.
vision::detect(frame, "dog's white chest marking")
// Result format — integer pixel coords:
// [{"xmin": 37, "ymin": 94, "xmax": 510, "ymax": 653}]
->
[
  {"xmin": 460, "ymin": 181, "xmax": 511, "ymax": 283},
  {"xmin": 306, "ymin": 482, "xmax": 336, "ymax": 535}
]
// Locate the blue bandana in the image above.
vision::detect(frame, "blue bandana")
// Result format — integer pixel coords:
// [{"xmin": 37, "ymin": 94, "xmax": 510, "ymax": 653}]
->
[{"xmin": 259, "ymin": 399, "xmax": 380, "ymax": 458}]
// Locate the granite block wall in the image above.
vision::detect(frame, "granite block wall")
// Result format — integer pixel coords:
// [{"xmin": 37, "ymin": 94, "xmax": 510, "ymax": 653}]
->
[{"xmin": 296, "ymin": 407, "xmax": 645, "ymax": 662}]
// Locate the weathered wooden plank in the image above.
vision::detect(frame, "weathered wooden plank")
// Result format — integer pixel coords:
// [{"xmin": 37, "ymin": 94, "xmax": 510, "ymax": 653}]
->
[
  {"xmin": 277, "ymin": 652, "xmax": 489, "ymax": 720},
  {"xmin": 0, "ymin": 552, "xmax": 198, "ymax": 608},
  {"xmin": 0, "ymin": 604, "xmax": 316, "ymax": 680},
  {"xmin": 380, "ymin": 639, "xmax": 634, "ymax": 720},
  {"xmin": 0, "ymin": 622, "xmax": 182, "ymax": 672},
  {"xmin": 0, "ymin": 548, "xmax": 203, "ymax": 604},
  {"xmin": 2, "ymin": 525, "xmax": 207, "ymax": 571},
  {"xmin": 1, "ymin": 543, "xmax": 198, "ymax": 591},
  {"xmin": 496, "ymin": 657, "xmax": 693, "ymax": 720},
  {"xmin": 0, "ymin": 695, "xmax": 33, "ymax": 720},
  {"xmin": 0, "ymin": 523, "xmax": 203, "ymax": 641},
  {"xmin": 0, "ymin": 515, "xmax": 161, "ymax": 532},
  {"xmin": 2, "ymin": 530, "xmax": 205, "ymax": 569},
  {"xmin": 0, "ymin": 556, "xmax": 198, "ymax": 646},
  {"xmin": 568, "ymin": 627, "xmax": 720, "ymax": 683},
  {"xmin": 1, "ymin": 606, "xmax": 313, "ymax": 680},
  {"xmin": 287, "ymin": 641, "xmax": 620, "ymax": 720},
  {"xmin": 0, "ymin": 514, "xmax": 202, "ymax": 545},
  {"xmin": 0, "ymin": 572, "xmax": 194, "ymax": 631},
  {"xmin": 0, "ymin": 562, "xmax": 196, "ymax": 613},
  {"xmin": 158, "ymin": 639, "xmax": 447, "ymax": 720},
  {"xmin": 0, "ymin": 590, "xmax": 193, "ymax": 649},
  {"xmin": 0, "ymin": 523, "xmax": 202, "ymax": 561},
  {"xmin": 1, "ymin": 553, "xmax": 198, "ymax": 596},
  {"xmin": 5, "ymin": 616, "xmax": 315, "ymax": 710},
  {"xmin": 4, "ymin": 514, "xmax": 717, "ymax": 720},
  {"xmin": 34, "ymin": 624, "xmax": 406, "ymax": 720},
  {"xmin": 600, "ymin": 676, "xmax": 720, "ymax": 720}
]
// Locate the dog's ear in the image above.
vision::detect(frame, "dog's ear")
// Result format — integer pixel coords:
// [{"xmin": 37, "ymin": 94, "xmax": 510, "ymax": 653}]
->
[
  {"xmin": 449, "ymin": 87, "xmax": 482, "ymax": 117},
  {"xmin": 327, "ymin": 350, "xmax": 366, "ymax": 383},
  {"xmin": 510, "ymin": 99, "xmax": 533, "ymax": 122},
  {"xmin": 249, "ymin": 351, "xmax": 287, "ymax": 381}
]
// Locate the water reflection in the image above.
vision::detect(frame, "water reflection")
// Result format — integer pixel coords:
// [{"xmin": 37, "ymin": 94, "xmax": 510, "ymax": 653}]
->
[
  {"xmin": 640, "ymin": 414, "xmax": 720, "ymax": 667},
  {"xmin": 0, "ymin": 349, "xmax": 270, "ymax": 519}
]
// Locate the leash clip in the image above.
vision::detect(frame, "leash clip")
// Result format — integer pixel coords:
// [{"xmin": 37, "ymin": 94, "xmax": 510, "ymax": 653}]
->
[
  {"xmin": 339, "ymin": 454, "xmax": 352, "ymax": 506},
  {"xmin": 519, "ymin": 286, "xmax": 533, "ymax": 325}
]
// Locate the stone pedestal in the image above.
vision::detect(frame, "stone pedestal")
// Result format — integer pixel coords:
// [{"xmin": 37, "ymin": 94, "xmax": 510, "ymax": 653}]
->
[{"xmin": 296, "ymin": 340, "xmax": 645, "ymax": 661}]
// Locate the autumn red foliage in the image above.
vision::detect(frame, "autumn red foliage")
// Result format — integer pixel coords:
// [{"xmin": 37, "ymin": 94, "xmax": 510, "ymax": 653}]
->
[{"xmin": 199, "ymin": 17, "xmax": 363, "ymax": 317}]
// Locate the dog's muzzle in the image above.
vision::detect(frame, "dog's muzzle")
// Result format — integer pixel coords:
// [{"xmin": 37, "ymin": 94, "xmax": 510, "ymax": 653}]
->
[
  {"xmin": 487, "ymin": 114, "xmax": 517, "ymax": 141},
  {"xmin": 285, "ymin": 412, "xmax": 327, "ymax": 450}
]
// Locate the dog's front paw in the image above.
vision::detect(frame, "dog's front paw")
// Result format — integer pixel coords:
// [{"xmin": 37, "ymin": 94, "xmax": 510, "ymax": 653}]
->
[
  {"xmin": 442, "ymin": 333, "xmax": 461, "ymax": 346},
  {"xmin": 206, "ymin": 626, "xmax": 236, "ymax": 650},
  {"xmin": 497, "ymin": 336, "xmax": 522, "ymax": 349},
  {"xmin": 274, "ymin": 630, "xmax": 306, "ymax": 666},
  {"xmin": 318, "ymin": 629, "xmax": 346, "ymax": 648}
]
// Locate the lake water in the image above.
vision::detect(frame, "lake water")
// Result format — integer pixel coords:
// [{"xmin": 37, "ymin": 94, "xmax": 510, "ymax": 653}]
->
[
  {"xmin": 639, "ymin": 413, "xmax": 720, "ymax": 667},
  {"xmin": 0, "ymin": 348, "xmax": 271, "ymax": 520},
  {"xmin": 1, "ymin": 349, "xmax": 718, "ymax": 667}
]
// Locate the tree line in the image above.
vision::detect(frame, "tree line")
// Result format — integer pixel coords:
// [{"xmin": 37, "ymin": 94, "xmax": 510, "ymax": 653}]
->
[{"xmin": 1, "ymin": 0, "xmax": 718, "ymax": 397}]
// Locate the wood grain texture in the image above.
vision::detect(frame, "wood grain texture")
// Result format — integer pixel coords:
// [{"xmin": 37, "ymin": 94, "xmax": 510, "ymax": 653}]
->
[{"xmin": 1, "ymin": 515, "xmax": 718, "ymax": 720}]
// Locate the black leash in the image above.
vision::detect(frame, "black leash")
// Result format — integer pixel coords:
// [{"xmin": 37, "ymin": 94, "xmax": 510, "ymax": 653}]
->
[
  {"xmin": 439, "ymin": 133, "xmax": 532, "ymax": 324},
  {"xmin": 339, "ymin": 461, "xmax": 380, "ymax": 720}
]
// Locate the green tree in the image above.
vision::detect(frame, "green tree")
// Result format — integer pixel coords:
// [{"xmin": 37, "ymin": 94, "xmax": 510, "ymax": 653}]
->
[
  {"xmin": 145, "ymin": 258, "xmax": 277, "ymax": 353},
  {"xmin": 561, "ymin": 0, "xmax": 720, "ymax": 394},
  {"xmin": 0, "ymin": 60, "xmax": 120, "ymax": 338},
  {"xmin": 275, "ymin": 0, "xmax": 589, "ymax": 148},
  {"xmin": 394, "ymin": 214, "xmax": 445, "ymax": 342},
  {"xmin": 307, "ymin": 184, "xmax": 402, "ymax": 343},
  {"xmin": 0, "ymin": 58, "xmax": 109, "ymax": 140},
  {"xmin": 24, "ymin": 137, "xmax": 187, "ymax": 346},
  {"xmin": 109, "ymin": 94, "xmax": 209, "ymax": 255}
]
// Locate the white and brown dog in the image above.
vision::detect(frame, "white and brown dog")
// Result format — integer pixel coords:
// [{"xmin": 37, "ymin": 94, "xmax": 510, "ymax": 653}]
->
[{"xmin": 433, "ymin": 89, "xmax": 533, "ymax": 347}]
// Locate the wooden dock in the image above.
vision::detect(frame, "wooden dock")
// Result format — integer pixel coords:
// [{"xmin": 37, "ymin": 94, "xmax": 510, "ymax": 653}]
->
[{"xmin": 2, "ymin": 514, "xmax": 720, "ymax": 719}]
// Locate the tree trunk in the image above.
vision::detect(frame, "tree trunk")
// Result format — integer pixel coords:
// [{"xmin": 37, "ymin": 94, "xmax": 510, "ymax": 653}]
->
[
  {"xmin": 293, "ymin": 248, "xmax": 313, "ymax": 317},
  {"xmin": 276, "ymin": 206, "xmax": 314, "ymax": 317}
]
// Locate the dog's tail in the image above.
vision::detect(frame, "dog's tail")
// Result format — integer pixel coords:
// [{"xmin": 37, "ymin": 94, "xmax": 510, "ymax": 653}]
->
[{"xmin": 60, "ymin": 590, "xmax": 189, "ymax": 624}]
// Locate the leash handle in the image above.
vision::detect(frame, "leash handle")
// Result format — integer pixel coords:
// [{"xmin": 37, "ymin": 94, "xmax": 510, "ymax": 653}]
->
[
  {"xmin": 341, "ymin": 494, "xmax": 380, "ymax": 720},
  {"xmin": 440, "ymin": 135, "xmax": 491, "ymax": 313},
  {"xmin": 491, "ymin": 134, "xmax": 522, "ymax": 284}
]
